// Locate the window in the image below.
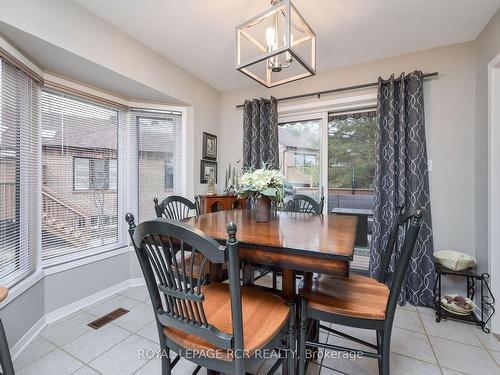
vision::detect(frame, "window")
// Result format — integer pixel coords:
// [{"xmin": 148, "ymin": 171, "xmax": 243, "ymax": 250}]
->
[
  {"xmin": 41, "ymin": 90, "xmax": 121, "ymax": 262},
  {"xmin": 278, "ymin": 119, "xmax": 320, "ymax": 197},
  {"xmin": 0, "ymin": 59, "xmax": 40, "ymax": 287},
  {"xmin": 73, "ymin": 157, "xmax": 118, "ymax": 190},
  {"xmin": 134, "ymin": 112, "xmax": 183, "ymax": 221},
  {"xmin": 294, "ymin": 153, "xmax": 317, "ymax": 167}
]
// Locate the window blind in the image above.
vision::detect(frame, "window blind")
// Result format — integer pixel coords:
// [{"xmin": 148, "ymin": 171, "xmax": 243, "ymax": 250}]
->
[
  {"xmin": 131, "ymin": 110, "xmax": 183, "ymax": 221},
  {"xmin": 41, "ymin": 90, "xmax": 120, "ymax": 262},
  {"xmin": 0, "ymin": 59, "xmax": 40, "ymax": 287}
]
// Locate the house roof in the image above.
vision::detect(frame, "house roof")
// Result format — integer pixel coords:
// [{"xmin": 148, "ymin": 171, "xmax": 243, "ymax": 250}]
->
[{"xmin": 41, "ymin": 111, "xmax": 181, "ymax": 153}]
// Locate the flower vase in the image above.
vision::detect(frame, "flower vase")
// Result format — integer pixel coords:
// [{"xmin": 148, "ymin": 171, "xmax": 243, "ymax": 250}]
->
[{"xmin": 254, "ymin": 196, "xmax": 272, "ymax": 223}]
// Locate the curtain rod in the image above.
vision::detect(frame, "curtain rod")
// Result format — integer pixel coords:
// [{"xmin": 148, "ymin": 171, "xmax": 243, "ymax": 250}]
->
[{"xmin": 235, "ymin": 71, "xmax": 438, "ymax": 109}]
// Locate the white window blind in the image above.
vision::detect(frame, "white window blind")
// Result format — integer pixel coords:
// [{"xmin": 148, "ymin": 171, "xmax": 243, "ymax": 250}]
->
[
  {"xmin": 132, "ymin": 110, "xmax": 183, "ymax": 221},
  {"xmin": 41, "ymin": 90, "xmax": 120, "ymax": 262},
  {"xmin": 0, "ymin": 59, "xmax": 40, "ymax": 287}
]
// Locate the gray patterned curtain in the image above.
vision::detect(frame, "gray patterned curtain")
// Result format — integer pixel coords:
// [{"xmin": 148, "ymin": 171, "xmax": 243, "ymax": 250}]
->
[
  {"xmin": 369, "ymin": 71, "xmax": 435, "ymax": 307},
  {"xmin": 243, "ymin": 97, "xmax": 279, "ymax": 170}
]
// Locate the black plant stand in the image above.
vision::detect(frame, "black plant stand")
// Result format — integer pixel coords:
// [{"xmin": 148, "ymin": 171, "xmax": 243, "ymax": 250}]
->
[{"xmin": 433, "ymin": 266, "xmax": 495, "ymax": 333}]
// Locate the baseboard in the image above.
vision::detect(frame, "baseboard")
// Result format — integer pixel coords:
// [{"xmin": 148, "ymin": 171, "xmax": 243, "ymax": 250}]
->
[
  {"xmin": 45, "ymin": 277, "xmax": 145, "ymax": 324},
  {"xmin": 12, "ymin": 277, "xmax": 145, "ymax": 361},
  {"xmin": 10, "ymin": 316, "xmax": 47, "ymax": 361}
]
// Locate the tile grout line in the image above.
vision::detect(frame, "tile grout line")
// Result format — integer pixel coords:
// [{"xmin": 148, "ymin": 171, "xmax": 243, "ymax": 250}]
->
[
  {"xmin": 467, "ymin": 319, "xmax": 500, "ymax": 368},
  {"xmin": 22, "ymin": 293, "xmax": 156, "ymax": 374},
  {"xmin": 416, "ymin": 307, "xmax": 445, "ymax": 374},
  {"xmin": 420, "ymin": 306, "xmax": 500, "ymax": 370},
  {"xmin": 13, "ymin": 337, "xmax": 58, "ymax": 372}
]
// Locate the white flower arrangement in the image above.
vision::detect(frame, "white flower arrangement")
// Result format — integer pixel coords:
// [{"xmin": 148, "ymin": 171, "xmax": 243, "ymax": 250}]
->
[{"xmin": 237, "ymin": 168, "xmax": 286, "ymax": 202}]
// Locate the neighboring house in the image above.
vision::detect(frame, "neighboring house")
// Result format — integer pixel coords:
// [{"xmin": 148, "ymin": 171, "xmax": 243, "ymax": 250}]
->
[
  {"xmin": 41, "ymin": 110, "xmax": 119, "ymax": 255},
  {"xmin": 278, "ymin": 126, "xmax": 319, "ymax": 188}
]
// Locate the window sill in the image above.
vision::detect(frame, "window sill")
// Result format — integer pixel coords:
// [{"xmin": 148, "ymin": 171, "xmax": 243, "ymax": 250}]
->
[
  {"xmin": 43, "ymin": 244, "xmax": 133, "ymax": 276},
  {"xmin": 0, "ymin": 270, "xmax": 45, "ymax": 309}
]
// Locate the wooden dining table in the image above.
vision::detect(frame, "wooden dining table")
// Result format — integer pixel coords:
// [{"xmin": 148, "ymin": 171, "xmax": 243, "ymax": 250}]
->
[{"xmin": 183, "ymin": 209, "xmax": 358, "ymax": 301}]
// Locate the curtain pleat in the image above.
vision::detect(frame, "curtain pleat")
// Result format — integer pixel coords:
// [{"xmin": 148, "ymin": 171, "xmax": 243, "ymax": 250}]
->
[{"xmin": 243, "ymin": 97, "xmax": 278, "ymax": 170}]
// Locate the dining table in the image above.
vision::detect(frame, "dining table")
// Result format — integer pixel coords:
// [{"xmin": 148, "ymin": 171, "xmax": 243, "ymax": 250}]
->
[
  {"xmin": 183, "ymin": 208, "xmax": 358, "ymax": 375},
  {"xmin": 183, "ymin": 208, "xmax": 357, "ymax": 300}
]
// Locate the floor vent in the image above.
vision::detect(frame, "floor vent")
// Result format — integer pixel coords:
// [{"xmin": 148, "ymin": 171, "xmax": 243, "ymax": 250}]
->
[{"xmin": 88, "ymin": 308, "xmax": 129, "ymax": 329}]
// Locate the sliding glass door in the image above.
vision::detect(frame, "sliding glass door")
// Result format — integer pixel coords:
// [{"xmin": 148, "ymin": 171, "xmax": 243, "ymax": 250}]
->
[{"xmin": 279, "ymin": 110, "xmax": 376, "ymax": 270}]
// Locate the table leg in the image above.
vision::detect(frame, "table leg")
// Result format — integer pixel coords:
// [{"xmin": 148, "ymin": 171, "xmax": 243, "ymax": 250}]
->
[
  {"xmin": 208, "ymin": 262, "xmax": 223, "ymax": 283},
  {"xmin": 357, "ymin": 215, "xmax": 368, "ymax": 247},
  {"xmin": 242, "ymin": 263, "xmax": 254, "ymax": 285},
  {"xmin": 282, "ymin": 268, "xmax": 296, "ymax": 301},
  {"xmin": 303, "ymin": 272, "xmax": 313, "ymax": 289},
  {"xmin": 281, "ymin": 269, "xmax": 296, "ymax": 375}
]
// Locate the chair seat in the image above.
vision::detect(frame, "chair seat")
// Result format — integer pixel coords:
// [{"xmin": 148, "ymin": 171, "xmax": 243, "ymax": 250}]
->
[
  {"xmin": 0, "ymin": 287, "xmax": 8, "ymax": 303},
  {"xmin": 163, "ymin": 283, "xmax": 289, "ymax": 361},
  {"xmin": 299, "ymin": 274, "xmax": 389, "ymax": 320}
]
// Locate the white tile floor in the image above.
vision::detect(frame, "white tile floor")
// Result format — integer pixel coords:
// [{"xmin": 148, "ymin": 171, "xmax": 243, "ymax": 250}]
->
[{"xmin": 13, "ymin": 285, "xmax": 500, "ymax": 375}]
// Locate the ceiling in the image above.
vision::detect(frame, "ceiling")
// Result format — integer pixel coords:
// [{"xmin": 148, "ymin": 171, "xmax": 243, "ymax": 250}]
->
[
  {"xmin": 0, "ymin": 22, "xmax": 183, "ymax": 104},
  {"xmin": 73, "ymin": 0, "xmax": 500, "ymax": 92}
]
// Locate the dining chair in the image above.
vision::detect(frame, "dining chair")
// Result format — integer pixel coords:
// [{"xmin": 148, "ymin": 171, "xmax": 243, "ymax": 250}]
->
[
  {"xmin": 282, "ymin": 194, "xmax": 325, "ymax": 215},
  {"xmin": 125, "ymin": 214, "xmax": 293, "ymax": 375},
  {"xmin": 297, "ymin": 207, "xmax": 424, "ymax": 375},
  {"xmin": 253, "ymin": 194, "xmax": 325, "ymax": 290},
  {"xmin": 0, "ymin": 287, "xmax": 15, "ymax": 375},
  {"xmin": 154, "ymin": 195, "xmax": 200, "ymax": 220}
]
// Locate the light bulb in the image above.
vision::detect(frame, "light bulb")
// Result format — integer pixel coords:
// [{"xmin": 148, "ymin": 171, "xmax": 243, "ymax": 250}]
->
[{"xmin": 265, "ymin": 27, "xmax": 276, "ymax": 48}]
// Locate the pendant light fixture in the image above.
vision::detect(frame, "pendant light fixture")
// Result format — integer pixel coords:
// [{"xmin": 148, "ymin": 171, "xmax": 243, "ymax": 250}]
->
[{"xmin": 236, "ymin": 0, "xmax": 316, "ymax": 88}]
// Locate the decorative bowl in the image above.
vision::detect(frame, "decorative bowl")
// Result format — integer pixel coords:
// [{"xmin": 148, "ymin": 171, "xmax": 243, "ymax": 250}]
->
[
  {"xmin": 440, "ymin": 294, "xmax": 475, "ymax": 316},
  {"xmin": 434, "ymin": 250, "xmax": 476, "ymax": 271}
]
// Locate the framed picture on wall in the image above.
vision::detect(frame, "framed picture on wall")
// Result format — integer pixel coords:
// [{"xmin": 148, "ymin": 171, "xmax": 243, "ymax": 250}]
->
[
  {"xmin": 200, "ymin": 160, "xmax": 217, "ymax": 183},
  {"xmin": 202, "ymin": 132, "xmax": 217, "ymax": 161}
]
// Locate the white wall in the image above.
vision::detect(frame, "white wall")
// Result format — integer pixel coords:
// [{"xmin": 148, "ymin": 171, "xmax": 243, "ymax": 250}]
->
[{"xmin": 220, "ymin": 42, "xmax": 477, "ymax": 255}]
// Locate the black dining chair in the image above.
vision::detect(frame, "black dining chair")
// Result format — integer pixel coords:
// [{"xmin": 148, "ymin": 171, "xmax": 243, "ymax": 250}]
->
[
  {"xmin": 282, "ymin": 194, "xmax": 325, "ymax": 215},
  {"xmin": 125, "ymin": 214, "xmax": 293, "ymax": 375},
  {"xmin": 297, "ymin": 207, "xmax": 424, "ymax": 375},
  {"xmin": 154, "ymin": 195, "xmax": 200, "ymax": 220},
  {"xmin": 0, "ymin": 288, "xmax": 14, "ymax": 375}
]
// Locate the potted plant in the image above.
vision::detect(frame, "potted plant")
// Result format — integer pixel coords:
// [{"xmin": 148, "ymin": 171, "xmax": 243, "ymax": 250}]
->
[{"xmin": 238, "ymin": 168, "xmax": 286, "ymax": 222}]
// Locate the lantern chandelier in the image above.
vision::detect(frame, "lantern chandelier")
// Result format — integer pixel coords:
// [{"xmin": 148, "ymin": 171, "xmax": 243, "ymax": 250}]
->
[{"xmin": 236, "ymin": 0, "xmax": 316, "ymax": 88}]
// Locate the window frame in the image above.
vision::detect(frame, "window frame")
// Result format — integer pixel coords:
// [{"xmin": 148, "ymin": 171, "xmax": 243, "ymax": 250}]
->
[{"xmin": 134, "ymin": 112, "xmax": 185, "ymax": 222}]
